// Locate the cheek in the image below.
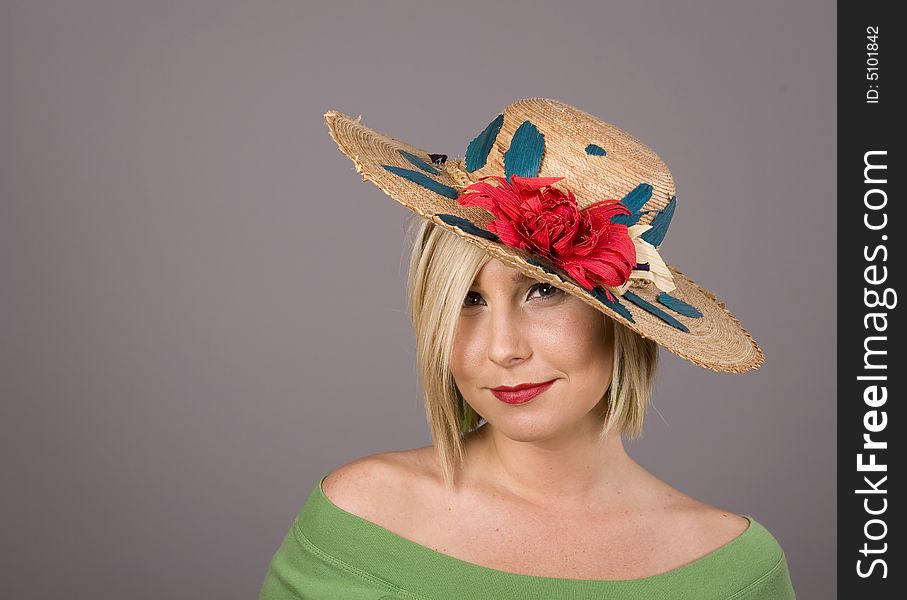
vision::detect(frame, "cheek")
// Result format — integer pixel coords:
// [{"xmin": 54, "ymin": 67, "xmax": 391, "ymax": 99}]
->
[
  {"xmin": 450, "ymin": 322, "xmax": 481, "ymax": 384},
  {"xmin": 545, "ymin": 309, "xmax": 613, "ymax": 380}
]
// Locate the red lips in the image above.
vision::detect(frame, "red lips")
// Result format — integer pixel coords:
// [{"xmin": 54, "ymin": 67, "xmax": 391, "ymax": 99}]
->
[
  {"xmin": 491, "ymin": 380, "xmax": 555, "ymax": 392},
  {"xmin": 490, "ymin": 379, "xmax": 556, "ymax": 405}
]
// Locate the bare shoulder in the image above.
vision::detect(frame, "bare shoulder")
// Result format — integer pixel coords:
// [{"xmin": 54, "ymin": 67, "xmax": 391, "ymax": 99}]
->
[
  {"xmin": 692, "ymin": 505, "xmax": 751, "ymax": 544},
  {"xmin": 667, "ymin": 500, "xmax": 752, "ymax": 556},
  {"xmin": 643, "ymin": 476, "xmax": 751, "ymax": 555},
  {"xmin": 321, "ymin": 446, "xmax": 437, "ymax": 527}
]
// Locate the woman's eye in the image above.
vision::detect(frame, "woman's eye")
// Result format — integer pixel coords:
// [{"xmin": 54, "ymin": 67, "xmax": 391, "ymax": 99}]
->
[
  {"xmin": 463, "ymin": 291, "xmax": 484, "ymax": 307},
  {"xmin": 528, "ymin": 282, "xmax": 563, "ymax": 300},
  {"xmin": 463, "ymin": 283, "xmax": 563, "ymax": 308}
]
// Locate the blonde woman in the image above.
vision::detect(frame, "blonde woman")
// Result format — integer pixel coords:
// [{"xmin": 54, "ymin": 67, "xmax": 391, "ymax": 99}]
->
[{"xmin": 260, "ymin": 98, "xmax": 796, "ymax": 599}]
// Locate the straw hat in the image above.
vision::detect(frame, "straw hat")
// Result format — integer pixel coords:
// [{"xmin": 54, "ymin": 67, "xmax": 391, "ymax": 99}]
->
[{"xmin": 323, "ymin": 98, "xmax": 763, "ymax": 373}]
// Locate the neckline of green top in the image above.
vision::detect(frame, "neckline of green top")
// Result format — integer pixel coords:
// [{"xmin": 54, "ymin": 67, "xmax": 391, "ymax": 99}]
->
[{"xmin": 299, "ymin": 473, "xmax": 784, "ymax": 597}]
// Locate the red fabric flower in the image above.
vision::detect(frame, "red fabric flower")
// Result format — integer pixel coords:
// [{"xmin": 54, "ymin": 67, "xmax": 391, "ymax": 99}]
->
[{"xmin": 457, "ymin": 175, "xmax": 636, "ymax": 297}]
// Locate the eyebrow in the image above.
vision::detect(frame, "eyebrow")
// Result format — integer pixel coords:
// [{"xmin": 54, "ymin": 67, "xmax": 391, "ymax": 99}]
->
[{"xmin": 472, "ymin": 270, "xmax": 532, "ymax": 289}]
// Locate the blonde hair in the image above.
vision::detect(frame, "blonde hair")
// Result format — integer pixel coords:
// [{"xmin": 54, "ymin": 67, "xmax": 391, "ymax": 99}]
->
[{"xmin": 404, "ymin": 216, "xmax": 659, "ymax": 490}]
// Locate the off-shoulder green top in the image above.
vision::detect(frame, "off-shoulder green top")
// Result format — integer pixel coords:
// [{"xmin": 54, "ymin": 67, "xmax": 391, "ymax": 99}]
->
[{"xmin": 260, "ymin": 474, "xmax": 796, "ymax": 599}]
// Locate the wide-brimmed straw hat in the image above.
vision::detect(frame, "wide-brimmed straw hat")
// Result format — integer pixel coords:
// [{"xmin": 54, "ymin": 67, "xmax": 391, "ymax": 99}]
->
[{"xmin": 323, "ymin": 97, "xmax": 763, "ymax": 373}]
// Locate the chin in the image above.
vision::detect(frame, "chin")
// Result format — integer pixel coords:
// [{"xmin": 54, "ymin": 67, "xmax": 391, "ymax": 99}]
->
[{"xmin": 486, "ymin": 415, "xmax": 571, "ymax": 443}]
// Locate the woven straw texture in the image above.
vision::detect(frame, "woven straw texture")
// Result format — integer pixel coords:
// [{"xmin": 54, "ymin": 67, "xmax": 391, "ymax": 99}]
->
[{"xmin": 323, "ymin": 98, "xmax": 764, "ymax": 373}]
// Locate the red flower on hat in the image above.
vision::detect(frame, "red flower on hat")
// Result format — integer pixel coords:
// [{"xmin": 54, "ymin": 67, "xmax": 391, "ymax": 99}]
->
[{"xmin": 456, "ymin": 175, "xmax": 636, "ymax": 298}]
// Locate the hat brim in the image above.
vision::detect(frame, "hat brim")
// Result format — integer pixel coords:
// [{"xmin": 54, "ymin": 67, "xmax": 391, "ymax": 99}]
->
[{"xmin": 324, "ymin": 109, "xmax": 764, "ymax": 373}]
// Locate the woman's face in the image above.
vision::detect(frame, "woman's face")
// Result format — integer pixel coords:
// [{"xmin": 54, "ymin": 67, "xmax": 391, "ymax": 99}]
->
[{"xmin": 450, "ymin": 258, "xmax": 615, "ymax": 442}]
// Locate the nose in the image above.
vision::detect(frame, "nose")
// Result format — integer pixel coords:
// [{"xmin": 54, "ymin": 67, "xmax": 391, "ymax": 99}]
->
[{"xmin": 485, "ymin": 303, "xmax": 532, "ymax": 367}]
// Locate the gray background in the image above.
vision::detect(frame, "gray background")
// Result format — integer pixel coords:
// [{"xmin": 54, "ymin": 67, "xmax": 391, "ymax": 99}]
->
[{"xmin": 0, "ymin": 1, "xmax": 835, "ymax": 598}]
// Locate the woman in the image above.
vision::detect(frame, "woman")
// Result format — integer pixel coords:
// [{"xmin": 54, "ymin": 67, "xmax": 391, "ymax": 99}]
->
[{"xmin": 260, "ymin": 98, "xmax": 796, "ymax": 599}]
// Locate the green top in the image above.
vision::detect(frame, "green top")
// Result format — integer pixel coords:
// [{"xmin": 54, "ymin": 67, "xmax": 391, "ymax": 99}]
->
[{"xmin": 260, "ymin": 474, "xmax": 796, "ymax": 599}]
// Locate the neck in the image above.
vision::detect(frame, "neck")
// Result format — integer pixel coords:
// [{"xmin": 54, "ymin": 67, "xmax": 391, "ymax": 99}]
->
[{"xmin": 466, "ymin": 410, "xmax": 637, "ymax": 508}]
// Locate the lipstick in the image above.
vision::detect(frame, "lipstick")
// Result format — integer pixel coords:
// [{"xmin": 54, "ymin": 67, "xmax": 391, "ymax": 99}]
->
[{"xmin": 490, "ymin": 379, "xmax": 556, "ymax": 405}]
